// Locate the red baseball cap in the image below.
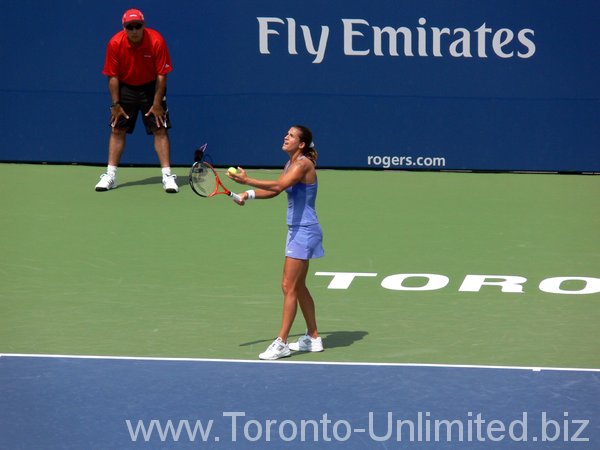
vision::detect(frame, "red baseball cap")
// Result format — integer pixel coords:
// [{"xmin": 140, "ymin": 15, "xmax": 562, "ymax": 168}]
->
[{"xmin": 122, "ymin": 9, "xmax": 145, "ymax": 25}]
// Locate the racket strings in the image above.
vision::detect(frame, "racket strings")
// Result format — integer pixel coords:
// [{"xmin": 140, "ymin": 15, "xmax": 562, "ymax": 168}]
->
[{"xmin": 189, "ymin": 163, "xmax": 215, "ymax": 197}]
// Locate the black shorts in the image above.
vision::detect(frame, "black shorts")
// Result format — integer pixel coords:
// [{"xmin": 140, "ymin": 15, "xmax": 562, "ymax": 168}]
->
[{"xmin": 111, "ymin": 81, "xmax": 172, "ymax": 135}]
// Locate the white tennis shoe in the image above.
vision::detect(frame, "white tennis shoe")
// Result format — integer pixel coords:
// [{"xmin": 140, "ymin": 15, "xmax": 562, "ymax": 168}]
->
[
  {"xmin": 162, "ymin": 174, "xmax": 178, "ymax": 193},
  {"xmin": 259, "ymin": 338, "xmax": 291, "ymax": 360},
  {"xmin": 95, "ymin": 173, "xmax": 117, "ymax": 191},
  {"xmin": 289, "ymin": 333, "xmax": 324, "ymax": 352}
]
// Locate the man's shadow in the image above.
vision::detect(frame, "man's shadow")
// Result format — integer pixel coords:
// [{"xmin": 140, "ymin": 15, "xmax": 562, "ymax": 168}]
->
[{"xmin": 117, "ymin": 176, "xmax": 163, "ymax": 188}]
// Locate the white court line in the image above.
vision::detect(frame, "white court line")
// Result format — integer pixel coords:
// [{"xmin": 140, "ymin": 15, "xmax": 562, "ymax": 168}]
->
[{"xmin": 1, "ymin": 353, "xmax": 599, "ymax": 373}]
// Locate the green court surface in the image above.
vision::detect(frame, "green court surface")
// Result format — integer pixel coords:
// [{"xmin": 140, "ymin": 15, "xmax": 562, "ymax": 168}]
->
[{"xmin": 1, "ymin": 163, "xmax": 598, "ymax": 368}]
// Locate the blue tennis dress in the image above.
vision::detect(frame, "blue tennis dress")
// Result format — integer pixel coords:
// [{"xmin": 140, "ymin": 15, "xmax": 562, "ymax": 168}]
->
[{"xmin": 284, "ymin": 163, "xmax": 324, "ymax": 260}]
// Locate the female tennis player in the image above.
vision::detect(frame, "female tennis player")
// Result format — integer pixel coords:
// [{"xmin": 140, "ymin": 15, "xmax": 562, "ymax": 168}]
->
[{"xmin": 227, "ymin": 125, "xmax": 324, "ymax": 360}]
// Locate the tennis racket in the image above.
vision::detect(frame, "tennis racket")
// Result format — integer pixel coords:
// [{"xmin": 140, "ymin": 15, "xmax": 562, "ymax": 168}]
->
[{"xmin": 189, "ymin": 160, "xmax": 242, "ymax": 203}]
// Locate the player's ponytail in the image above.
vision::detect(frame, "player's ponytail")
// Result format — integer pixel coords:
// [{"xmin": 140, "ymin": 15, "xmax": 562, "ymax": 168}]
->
[{"xmin": 294, "ymin": 125, "xmax": 318, "ymax": 164}]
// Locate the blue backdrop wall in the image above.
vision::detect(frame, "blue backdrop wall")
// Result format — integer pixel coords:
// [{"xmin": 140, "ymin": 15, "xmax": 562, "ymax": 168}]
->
[{"xmin": 1, "ymin": 0, "xmax": 598, "ymax": 171}]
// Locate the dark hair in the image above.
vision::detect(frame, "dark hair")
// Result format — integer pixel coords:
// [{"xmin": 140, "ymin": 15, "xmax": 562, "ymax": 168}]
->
[{"xmin": 293, "ymin": 125, "xmax": 318, "ymax": 164}]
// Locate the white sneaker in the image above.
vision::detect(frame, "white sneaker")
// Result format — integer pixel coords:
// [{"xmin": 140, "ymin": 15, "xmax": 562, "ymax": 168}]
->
[
  {"xmin": 162, "ymin": 174, "xmax": 178, "ymax": 193},
  {"xmin": 259, "ymin": 338, "xmax": 291, "ymax": 360},
  {"xmin": 95, "ymin": 173, "xmax": 117, "ymax": 191},
  {"xmin": 289, "ymin": 333, "xmax": 324, "ymax": 352}
]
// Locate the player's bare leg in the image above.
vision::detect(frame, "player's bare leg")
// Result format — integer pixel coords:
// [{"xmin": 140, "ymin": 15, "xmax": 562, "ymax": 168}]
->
[
  {"xmin": 107, "ymin": 127, "xmax": 126, "ymax": 166},
  {"xmin": 278, "ymin": 257, "xmax": 317, "ymax": 342},
  {"xmin": 153, "ymin": 128, "xmax": 171, "ymax": 168}
]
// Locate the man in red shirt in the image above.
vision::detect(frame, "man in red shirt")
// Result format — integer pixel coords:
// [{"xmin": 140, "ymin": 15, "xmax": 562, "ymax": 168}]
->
[{"xmin": 95, "ymin": 9, "xmax": 178, "ymax": 193}]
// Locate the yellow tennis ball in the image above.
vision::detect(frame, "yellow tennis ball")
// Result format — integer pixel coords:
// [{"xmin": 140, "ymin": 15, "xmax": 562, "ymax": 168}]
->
[{"xmin": 228, "ymin": 167, "xmax": 239, "ymax": 175}]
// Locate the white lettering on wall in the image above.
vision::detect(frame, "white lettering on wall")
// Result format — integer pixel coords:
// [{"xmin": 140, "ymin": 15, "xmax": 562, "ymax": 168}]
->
[
  {"xmin": 258, "ymin": 17, "xmax": 536, "ymax": 63},
  {"xmin": 258, "ymin": 17, "xmax": 330, "ymax": 63}
]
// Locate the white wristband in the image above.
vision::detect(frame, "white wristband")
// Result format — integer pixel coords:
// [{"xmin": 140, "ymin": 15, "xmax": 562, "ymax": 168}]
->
[{"xmin": 246, "ymin": 190, "xmax": 256, "ymax": 200}]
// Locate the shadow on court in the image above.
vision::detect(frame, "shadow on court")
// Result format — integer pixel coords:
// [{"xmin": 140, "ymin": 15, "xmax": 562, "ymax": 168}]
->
[
  {"xmin": 239, "ymin": 330, "xmax": 368, "ymax": 349},
  {"xmin": 321, "ymin": 330, "xmax": 368, "ymax": 349},
  {"xmin": 117, "ymin": 176, "xmax": 163, "ymax": 188}
]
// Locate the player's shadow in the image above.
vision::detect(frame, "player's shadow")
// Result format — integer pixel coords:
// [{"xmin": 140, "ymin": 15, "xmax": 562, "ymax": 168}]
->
[
  {"xmin": 321, "ymin": 330, "xmax": 368, "ymax": 349},
  {"xmin": 239, "ymin": 330, "xmax": 368, "ymax": 349}
]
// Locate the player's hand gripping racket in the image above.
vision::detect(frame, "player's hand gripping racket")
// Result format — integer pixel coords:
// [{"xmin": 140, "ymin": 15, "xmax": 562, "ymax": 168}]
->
[{"xmin": 188, "ymin": 158, "xmax": 242, "ymax": 203}]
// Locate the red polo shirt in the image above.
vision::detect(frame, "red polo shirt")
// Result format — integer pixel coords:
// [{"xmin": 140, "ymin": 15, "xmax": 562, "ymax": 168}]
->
[{"xmin": 102, "ymin": 28, "xmax": 173, "ymax": 86}]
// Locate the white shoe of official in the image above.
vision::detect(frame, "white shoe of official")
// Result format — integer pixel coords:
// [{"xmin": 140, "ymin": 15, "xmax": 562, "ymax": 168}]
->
[
  {"xmin": 95, "ymin": 173, "xmax": 117, "ymax": 191},
  {"xmin": 162, "ymin": 174, "xmax": 178, "ymax": 193},
  {"xmin": 289, "ymin": 333, "xmax": 324, "ymax": 352},
  {"xmin": 259, "ymin": 338, "xmax": 291, "ymax": 360}
]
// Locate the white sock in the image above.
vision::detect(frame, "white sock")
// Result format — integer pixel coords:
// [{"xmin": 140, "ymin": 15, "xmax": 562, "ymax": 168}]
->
[
  {"xmin": 161, "ymin": 167, "xmax": 172, "ymax": 177},
  {"xmin": 107, "ymin": 165, "xmax": 117, "ymax": 177}
]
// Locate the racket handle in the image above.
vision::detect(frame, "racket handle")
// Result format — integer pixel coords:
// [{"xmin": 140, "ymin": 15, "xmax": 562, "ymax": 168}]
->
[{"xmin": 230, "ymin": 192, "xmax": 242, "ymax": 203}]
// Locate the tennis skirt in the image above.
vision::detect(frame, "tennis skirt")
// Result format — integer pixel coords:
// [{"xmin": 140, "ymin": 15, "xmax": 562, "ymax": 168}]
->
[{"xmin": 285, "ymin": 224, "xmax": 324, "ymax": 260}]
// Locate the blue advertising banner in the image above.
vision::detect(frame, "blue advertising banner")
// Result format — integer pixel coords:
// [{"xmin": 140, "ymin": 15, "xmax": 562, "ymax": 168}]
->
[{"xmin": 1, "ymin": 1, "xmax": 598, "ymax": 171}]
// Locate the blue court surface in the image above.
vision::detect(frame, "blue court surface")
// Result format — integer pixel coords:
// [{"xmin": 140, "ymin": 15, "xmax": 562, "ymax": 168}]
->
[{"xmin": 1, "ymin": 354, "xmax": 598, "ymax": 449}]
